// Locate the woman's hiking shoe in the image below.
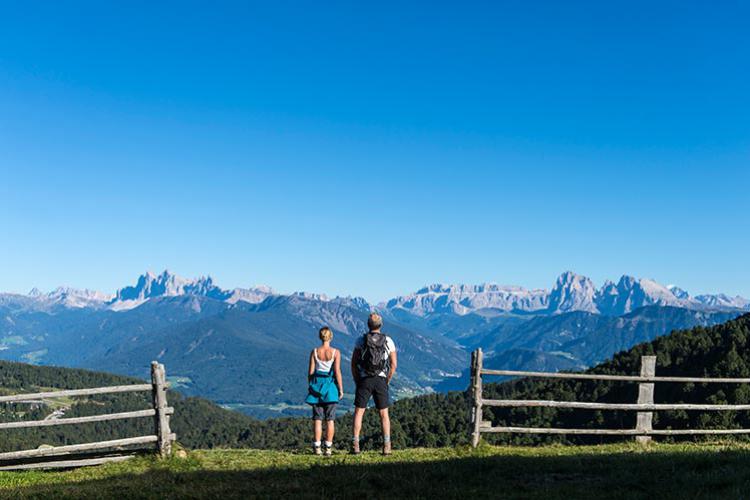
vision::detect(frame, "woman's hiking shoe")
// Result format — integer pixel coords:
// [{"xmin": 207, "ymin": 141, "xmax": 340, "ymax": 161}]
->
[
  {"xmin": 351, "ymin": 440, "xmax": 360, "ymax": 455},
  {"xmin": 382, "ymin": 441, "xmax": 392, "ymax": 456}
]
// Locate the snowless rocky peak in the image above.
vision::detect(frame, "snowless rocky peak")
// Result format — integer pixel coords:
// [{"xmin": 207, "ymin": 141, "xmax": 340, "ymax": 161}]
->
[
  {"xmin": 693, "ymin": 293, "xmax": 750, "ymax": 310},
  {"xmin": 384, "ymin": 282, "xmax": 549, "ymax": 316},
  {"xmin": 111, "ymin": 271, "xmax": 276, "ymax": 310},
  {"xmin": 595, "ymin": 276, "xmax": 682, "ymax": 316},
  {"xmin": 668, "ymin": 285, "xmax": 690, "ymax": 300},
  {"xmin": 114, "ymin": 270, "xmax": 231, "ymax": 302},
  {"xmin": 333, "ymin": 296, "xmax": 371, "ymax": 311},
  {"xmin": 26, "ymin": 286, "xmax": 114, "ymax": 308},
  {"xmin": 292, "ymin": 291, "xmax": 331, "ymax": 302},
  {"xmin": 226, "ymin": 285, "xmax": 276, "ymax": 305},
  {"xmin": 548, "ymin": 272, "xmax": 598, "ymax": 313}
]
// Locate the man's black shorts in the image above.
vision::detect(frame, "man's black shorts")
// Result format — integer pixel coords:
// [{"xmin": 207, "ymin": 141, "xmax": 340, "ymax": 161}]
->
[{"xmin": 354, "ymin": 376, "xmax": 390, "ymax": 409}]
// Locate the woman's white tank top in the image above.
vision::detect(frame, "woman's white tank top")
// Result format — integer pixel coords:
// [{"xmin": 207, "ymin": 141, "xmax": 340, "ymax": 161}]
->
[{"xmin": 314, "ymin": 348, "xmax": 336, "ymax": 372}]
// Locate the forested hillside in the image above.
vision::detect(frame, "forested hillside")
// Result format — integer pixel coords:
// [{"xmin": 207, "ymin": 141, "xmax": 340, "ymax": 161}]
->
[{"xmin": 482, "ymin": 312, "xmax": 750, "ymax": 444}]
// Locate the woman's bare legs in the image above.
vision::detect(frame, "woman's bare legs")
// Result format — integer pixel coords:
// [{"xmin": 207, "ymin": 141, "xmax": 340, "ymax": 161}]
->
[
  {"xmin": 326, "ymin": 420, "xmax": 335, "ymax": 442},
  {"xmin": 314, "ymin": 419, "xmax": 323, "ymax": 442}
]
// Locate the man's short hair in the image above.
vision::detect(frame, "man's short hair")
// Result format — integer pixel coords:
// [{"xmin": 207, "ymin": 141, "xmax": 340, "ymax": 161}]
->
[{"xmin": 367, "ymin": 313, "xmax": 383, "ymax": 331}]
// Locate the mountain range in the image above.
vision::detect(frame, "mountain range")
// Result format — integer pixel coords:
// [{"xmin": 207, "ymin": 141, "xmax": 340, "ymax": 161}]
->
[
  {"xmin": 10, "ymin": 269, "xmax": 748, "ymax": 318},
  {"xmin": 383, "ymin": 271, "xmax": 750, "ymax": 317},
  {"xmin": 0, "ymin": 270, "xmax": 747, "ymax": 417}
]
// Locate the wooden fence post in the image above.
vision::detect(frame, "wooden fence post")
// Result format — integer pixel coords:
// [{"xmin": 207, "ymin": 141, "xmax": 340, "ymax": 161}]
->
[
  {"xmin": 151, "ymin": 361, "xmax": 172, "ymax": 457},
  {"xmin": 635, "ymin": 355, "xmax": 656, "ymax": 444},
  {"xmin": 471, "ymin": 348, "xmax": 484, "ymax": 448},
  {"xmin": 469, "ymin": 350, "xmax": 476, "ymax": 434}
]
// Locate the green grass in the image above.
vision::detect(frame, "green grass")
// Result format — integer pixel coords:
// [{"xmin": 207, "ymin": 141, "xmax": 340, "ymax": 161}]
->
[{"xmin": 2, "ymin": 442, "xmax": 750, "ymax": 499}]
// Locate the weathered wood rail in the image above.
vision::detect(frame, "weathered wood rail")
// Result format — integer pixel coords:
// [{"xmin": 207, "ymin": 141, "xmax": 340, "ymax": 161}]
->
[
  {"xmin": 469, "ymin": 348, "xmax": 750, "ymax": 447},
  {"xmin": 0, "ymin": 361, "xmax": 175, "ymax": 470}
]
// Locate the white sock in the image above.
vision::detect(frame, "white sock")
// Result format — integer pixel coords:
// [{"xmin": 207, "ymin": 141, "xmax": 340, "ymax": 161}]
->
[
  {"xmin": 313, "ymin": 441, "xmax": 321, "ymax": 447},
  {"xmin": 324, "ymin": 441, "xmax": 333, "ymax": 448}
]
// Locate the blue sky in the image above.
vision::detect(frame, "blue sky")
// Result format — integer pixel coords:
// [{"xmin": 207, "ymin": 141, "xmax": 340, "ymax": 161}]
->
[{"xmin": 1, "ymin": 1, "xmax": 748, "ymax": 302}]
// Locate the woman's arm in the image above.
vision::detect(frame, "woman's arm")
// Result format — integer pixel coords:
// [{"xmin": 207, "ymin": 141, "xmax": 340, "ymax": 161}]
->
[
  {"xmin": 308, "ymin": 350, "xmax": 315, "ymax": 381},
  {"xmin": 334, "ymin": 349, "xmax": 344, "ymax": 398}
]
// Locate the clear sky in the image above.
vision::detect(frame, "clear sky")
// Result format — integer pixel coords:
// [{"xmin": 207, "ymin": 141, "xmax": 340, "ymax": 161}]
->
[{"xmin": 1, "ymin": 1, "xmax": 748, "ymax": 302}]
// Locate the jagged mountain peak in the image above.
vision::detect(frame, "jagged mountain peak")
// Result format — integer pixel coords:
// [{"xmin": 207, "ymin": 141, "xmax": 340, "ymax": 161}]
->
[
  {"xmin": 24, "ymin": 286, "xmax": 114, "ymax": 309},
  {"xmin": 548, "ymin": 271, "xmax": 598, "ymax": 314},
  {"xmin": 114, "ymin": 270, "xmax": 227, "ymax": 303},
  {"xmin": 668, "ymin": 285, "xmax": 690, "ymax": 300}
]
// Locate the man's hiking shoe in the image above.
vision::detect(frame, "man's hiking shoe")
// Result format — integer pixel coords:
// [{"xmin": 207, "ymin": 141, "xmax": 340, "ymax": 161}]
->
[
  {"xmin": 313, "ymin": 445, "xmax": 322, "ymax": 456},
  {"xmin": 382, "ymin": 442, "xmax": 392, "ymax": 456},
  {"xmin": 351, "ymin": 440, "xmax": 360, "ymax": 455},
  {"xmin": 324, "ymin": 445, "xmax": 332, "ymax": 457}
]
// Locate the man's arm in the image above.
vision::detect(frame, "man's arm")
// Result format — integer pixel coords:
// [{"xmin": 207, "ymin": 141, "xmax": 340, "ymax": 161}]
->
[
  {"xmin": 351, "ymin": 348, "xmax": 361, "ymax": 384},
  {"xmin": 386, "ymin": 350, "xmax": 397, "ymax": 384}
]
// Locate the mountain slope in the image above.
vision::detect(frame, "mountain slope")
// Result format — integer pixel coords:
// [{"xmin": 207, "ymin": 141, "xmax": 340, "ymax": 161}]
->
[
  {"xmin": 82, "ymin": 295, "xmax": 465, "ymax": 409},
  {"xmin": 0, "ymin": 293, "xmax": 463, "ymax": 417}
]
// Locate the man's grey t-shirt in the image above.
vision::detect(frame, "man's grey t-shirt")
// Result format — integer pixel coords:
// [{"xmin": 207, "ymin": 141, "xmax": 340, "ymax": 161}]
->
[{"xmin": 354, "ymin": 333, "xmax": 396, "ymax": 378}]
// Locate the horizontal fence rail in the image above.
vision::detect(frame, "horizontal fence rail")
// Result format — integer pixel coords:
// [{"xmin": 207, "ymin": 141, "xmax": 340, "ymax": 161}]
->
[
  {"xmin": 0, "ymin": 384, "xmax": 154, "ymax": 404},
  {"xmin": 469, "ymin": 349, "xmax": 750, "ymax": 446},
  {"xmin": 480, "ymin": 369, "xmax": 750, "ymax": 384},
  {"xmin": 0, "ymin": 435, "xmax": 175, "ymax": 461},
  {"xmin": 0, "ymin": 407, "xmax": 174, "ymax": 430},
  {"xmin": 482, "ymin": 426, "xmax": 750, "ymax": 436},
  {"xmin": 481, "ymin": 400, "xmax": 750, "ymax": 411},
  {"xmin": 0, "ymin": 362, "xmax": 176, "ymax": 470}
]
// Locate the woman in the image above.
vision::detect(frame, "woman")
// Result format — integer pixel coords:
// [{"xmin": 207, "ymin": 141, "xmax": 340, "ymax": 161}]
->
[{"xmin": 305, "ymin": 326, "xmax": 344, "ymax": 456}]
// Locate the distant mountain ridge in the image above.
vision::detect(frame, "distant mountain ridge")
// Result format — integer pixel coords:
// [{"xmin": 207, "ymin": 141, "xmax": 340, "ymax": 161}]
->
[
  {"xmin": 383, "ymin": 271, "xmax": 750, "ymax": 317},
  {"xmin": 6, "ymin": 270, "xmax": 748, "ymax": 317}
]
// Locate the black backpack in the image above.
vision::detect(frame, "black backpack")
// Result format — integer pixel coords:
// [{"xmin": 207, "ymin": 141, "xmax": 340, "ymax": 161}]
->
[{"xmin": 359, "ymin": 333, "xmax": 388, "ymax": 376}]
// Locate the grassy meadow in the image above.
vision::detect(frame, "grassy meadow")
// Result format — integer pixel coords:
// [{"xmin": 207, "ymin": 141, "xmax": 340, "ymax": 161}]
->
[{"xmin": 1, "ymin": 442, "xmax": 750, "ymax": 499}]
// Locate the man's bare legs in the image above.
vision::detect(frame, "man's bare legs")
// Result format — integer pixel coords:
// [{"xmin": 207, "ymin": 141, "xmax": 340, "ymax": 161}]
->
[
  {"xmin": 352, "ymin": 407, "xmax": 365, "ymax": 453},
  {"xmin": 380, "ymin": 408, "xmax": 392, "ymax": 455},
  {"xmin": 379, "ymin": 408, "xmax": 390, "ymax": 438},
  {"xmin": 352, "ymin": 407, "xmax": 391, "ymax": 455}
]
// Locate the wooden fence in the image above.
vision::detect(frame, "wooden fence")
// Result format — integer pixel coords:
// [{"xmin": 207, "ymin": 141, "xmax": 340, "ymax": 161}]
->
[
  {"xmin": 0, "ymin": 361, "xmax": 176, "ymax": 470},
  {"xmin": 469, "ymin": 348, "xmax": 750, "ymax": 447}
]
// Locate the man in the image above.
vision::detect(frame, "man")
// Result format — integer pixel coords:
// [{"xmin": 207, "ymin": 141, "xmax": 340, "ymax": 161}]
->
[{"xmin": 351, "ymin": 312, "xmax": 397, "ymax": 455}]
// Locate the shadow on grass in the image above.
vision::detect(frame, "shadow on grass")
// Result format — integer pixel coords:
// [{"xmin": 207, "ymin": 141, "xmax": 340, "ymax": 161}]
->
[{"xmin": 9, "ymin": 448, "xmax": 750, "ymax": 500}]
